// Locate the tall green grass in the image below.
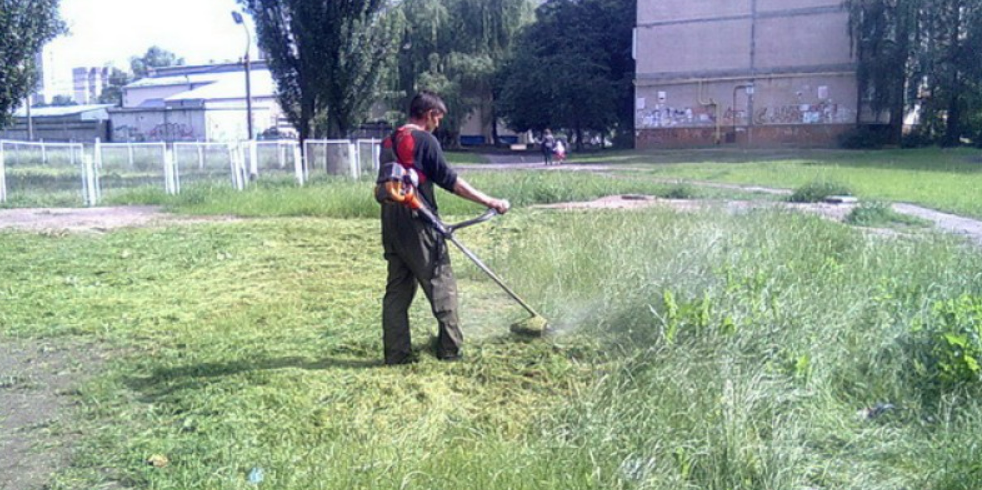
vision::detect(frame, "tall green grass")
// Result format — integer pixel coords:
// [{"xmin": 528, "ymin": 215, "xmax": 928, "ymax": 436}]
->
[{"xmin": 103, "ymin": 171, "xmax": 775, "ymax": 219}]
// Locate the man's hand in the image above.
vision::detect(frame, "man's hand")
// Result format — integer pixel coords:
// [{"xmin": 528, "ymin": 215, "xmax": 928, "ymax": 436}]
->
[{"xmin": 488, "ymin": 198, "xmax": 510, "ymax": 215}]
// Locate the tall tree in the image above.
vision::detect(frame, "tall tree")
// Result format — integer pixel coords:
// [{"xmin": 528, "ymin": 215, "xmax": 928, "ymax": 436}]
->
[
  {"xmin": 239, "ymin": 0, "xmax": 398, "ymax": 141},
  {"xmin": 0, "ymin": 0, "xmax": 64, "ymax": 128},
  {"xmin": 846, "ymin": 0, "xmax": 920, "ymax": 144},
  {"xmin": 130, "ymin": 46, "xmax": 185, "ymax": 80},
  {"xmin": 396, "ymin": 0, "xmax": 532, "ymax": 146},
  {"xmin": 847, "ymin": 0, "xmax": 982, "ymax": 146},
  {"xmin": 496, "ymin": 0, "xmax": 634, "ymax": 149}
]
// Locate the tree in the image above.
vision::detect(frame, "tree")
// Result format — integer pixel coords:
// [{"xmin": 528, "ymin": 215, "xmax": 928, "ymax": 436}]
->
[
  {"xmin": 396, "ymin": 0, "xmax": 533, "ymax": 146},
  {"xmin": 495, "ymin": 0, "xmax": 634, "ymax": 149},
  {"xmin": 130, "ymin": 46, "xmax": 184, "ymax": 80},
  {"xmin": 49, "ymin": 94, "xmax": 76, "ymax": 106},
  {"xmin": 239, "ymin": 0, "xmax": 398, "ymax": 141},
  {"xmin": 98, "ymin": 68, "xmax": 132, "ymax": 106},
  {"xmin": 847, "ymin": 0, "xmax": 982, "ymax": 146},
  {"xmin": 0, "ymin": 0, "xmax": 64, "ymax": 128}
]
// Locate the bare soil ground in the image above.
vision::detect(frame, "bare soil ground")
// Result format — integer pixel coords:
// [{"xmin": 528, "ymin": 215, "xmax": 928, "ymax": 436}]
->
[
  {"xmin": 0, "ymin": 206, "xmax": 235, "ymax": 234},
  {"xmin": 0, "ymin": 340, "xmax": 110, "ymax": 490}
]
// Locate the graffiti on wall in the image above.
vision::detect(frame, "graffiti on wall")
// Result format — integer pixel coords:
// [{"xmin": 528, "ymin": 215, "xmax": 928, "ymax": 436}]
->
[
  {"xmin": 636, "ymin": 105, "xmax": 717, "ymax": 129},
  {"xmin": 754, "ymin": 102, "xmax": 854, "ymax": 125},
  {"xmin": 111, "ymin": 122, "xmax": 199, "ymax": 142},
  {"xmin": 637, "ymin": 102, "xmax": 855, "ymax": 129}
]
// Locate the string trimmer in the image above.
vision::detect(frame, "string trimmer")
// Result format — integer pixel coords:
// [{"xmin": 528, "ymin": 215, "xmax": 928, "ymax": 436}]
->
[{"xmin": 375, "ymin": 163, "xmax": 548, "ymax": 336}]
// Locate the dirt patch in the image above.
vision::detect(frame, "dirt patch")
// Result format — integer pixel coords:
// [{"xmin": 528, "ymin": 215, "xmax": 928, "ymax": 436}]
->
[
  {"xmin": 0, "ymin": 339, "xmax": 109, "ymax": 490},
  {"xmin": 533, "ymin": 194, "xmax": 857, "ymax": 222},
  {"xmin": 0, "ymin": 206, "xmax": 235, "ymax": 233}
]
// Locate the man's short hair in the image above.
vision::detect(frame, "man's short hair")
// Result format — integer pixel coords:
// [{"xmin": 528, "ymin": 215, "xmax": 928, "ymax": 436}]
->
[{"xmin": 409, "ymin": 91, "xmax": 447, "ymax": 119}]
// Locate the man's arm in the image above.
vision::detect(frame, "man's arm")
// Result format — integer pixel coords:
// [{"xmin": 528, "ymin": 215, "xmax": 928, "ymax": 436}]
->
[{"xmin": 453, "ymin": 177, "xmax": 510, "ymax": 214}]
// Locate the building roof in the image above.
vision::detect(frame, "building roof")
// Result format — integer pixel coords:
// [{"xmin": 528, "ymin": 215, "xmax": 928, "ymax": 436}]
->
[
  {"xmin": 163, "ymin": 70, "xmax": 276, "ymax": 102},
  {"xmin": 13, "ymin": 104, "xmax": 114, "ymax": 119},
  {"xmin": 123, "ymin": 66, "xmax": 276, "ymax": 104}
]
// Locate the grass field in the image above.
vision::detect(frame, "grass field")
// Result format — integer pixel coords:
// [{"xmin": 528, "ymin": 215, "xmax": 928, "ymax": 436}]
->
[
  {"xmin": 570, "ymin": 147, "xmax": 982, "ymax": 219},
  {"xmin": 3, "ymin": 170, "xmax": 982, "ymax": 489}
]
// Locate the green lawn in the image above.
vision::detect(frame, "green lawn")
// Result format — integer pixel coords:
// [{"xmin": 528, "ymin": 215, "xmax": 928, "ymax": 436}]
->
[
  {"xmin": 4, "ymin": 173, "xmax": 982, "ymax": 487},
  {"xmin": 571, "ymin": 147, "xmax": 982, "ymax": 219}
]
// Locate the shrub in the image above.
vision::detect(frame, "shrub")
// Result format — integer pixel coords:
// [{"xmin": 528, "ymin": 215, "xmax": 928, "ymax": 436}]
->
[
  {"xmin": 846, "ymin": 200, "xmax": 930, "ymax": 228},
  {"xmin": 838, "ymin": 125, "xmax": 891, "ymax": 149},
  {"xmin": 788, "ymin": 180, "xmax": 853, "ymax": 203},
  {"xmin": 663, "ymin": 183, "xmax": 697, "ymax": 200},
  {"xmin": 910, "ymin": 294, "xmax": 982, "ymax": 391}
]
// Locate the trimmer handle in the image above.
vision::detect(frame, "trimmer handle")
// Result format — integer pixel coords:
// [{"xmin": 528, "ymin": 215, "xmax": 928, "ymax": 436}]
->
[{"xmin": 447, "ymin": 208, "xmax": 499, "ymax": 234}]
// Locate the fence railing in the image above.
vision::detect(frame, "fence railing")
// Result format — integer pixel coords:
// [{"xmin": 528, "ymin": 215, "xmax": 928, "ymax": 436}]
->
[{"xmin": 0, "ymin": 138, "xmax": 381, "ymax": 207}]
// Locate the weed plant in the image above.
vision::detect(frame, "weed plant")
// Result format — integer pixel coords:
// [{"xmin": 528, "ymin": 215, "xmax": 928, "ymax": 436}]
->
[
  {"xmin": 3, "ymin": 202, "xmax": 982, "ymax": 488},
  {"xmin": 788, "ymin": 180, "xmax": 853, "ymax": 203},
  {"xmin": 847, "ymin": 201, "xmax": 931, "ymax": 228}
]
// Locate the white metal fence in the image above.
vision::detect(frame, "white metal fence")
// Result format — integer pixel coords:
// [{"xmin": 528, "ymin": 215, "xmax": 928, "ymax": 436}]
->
[{"xmin": 0, "ymin": 138, "xmax": 381, "ymax": 207}]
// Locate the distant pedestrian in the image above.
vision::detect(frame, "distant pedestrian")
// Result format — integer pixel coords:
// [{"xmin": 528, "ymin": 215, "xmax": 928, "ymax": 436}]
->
[
  {"xmin": 540, "ymin": 129, "xmax": 556, "ymax": 166},
  {"xmin": 553, "ymin": 139, "xmax": 566, "ymax": 164}
]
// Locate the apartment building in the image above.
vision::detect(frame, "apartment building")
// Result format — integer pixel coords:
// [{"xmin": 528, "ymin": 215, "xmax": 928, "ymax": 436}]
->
[{"xmin": 634, "ymin": 0, "xmax": 860, "ymax": 148}]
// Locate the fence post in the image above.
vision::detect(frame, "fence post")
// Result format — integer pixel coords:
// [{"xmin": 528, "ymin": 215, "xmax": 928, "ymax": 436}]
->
[
  {"xmin": 127, "ymin": 143, "xmax": 135, "ymax": 169},
  {"xmin": 83, "ymin": 154, "xmax": 98, "ymax": 206},
  {"xmin": 293, "ymin": 143, "xmax": 304, "ymax": 186},
  {"xmin": 197, "ymin": 144, "xmax": 205, "ymax": 170},
  {"xmin": 249, "ymin": 140, "xmax": 259, "ymax": 181},
  {"xmin": 0, "ymin": 142, "xmax": 7, "ymax": 203},
  {"xmin": 41, "ymin": 139, "xmax": 47, "ymax": 164},
  {"xmin": 164, "ymin": 147, "xmax": 178, "ymax": 195},
  {"xmin": 372, "ymin": 139, "xmax": 381, "ymax": 172},
  {"xmin": 348, "ymin": 142, "xmax": 358, "ymax": 179}
]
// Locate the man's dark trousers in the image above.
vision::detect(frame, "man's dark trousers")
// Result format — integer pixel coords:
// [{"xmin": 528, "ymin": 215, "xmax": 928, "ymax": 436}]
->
[{"xmin": 381, "ymin": 206, "xmax": 463, "ymax": 364}]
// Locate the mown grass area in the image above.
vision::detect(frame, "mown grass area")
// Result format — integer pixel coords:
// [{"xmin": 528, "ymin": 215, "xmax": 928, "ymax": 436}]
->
[
  {"xmin": 570, "ymin": 147, "xmax": 982, "ymax": 219},
  {"xmin": 3, "ymin": 185, "xmax": 982, "ymax": 488}
]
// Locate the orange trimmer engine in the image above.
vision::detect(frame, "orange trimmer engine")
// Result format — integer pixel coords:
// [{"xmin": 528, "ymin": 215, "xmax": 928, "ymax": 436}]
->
[{"xmin": 374, "ymin": 161, "xmax": 447, "ymax": 235}]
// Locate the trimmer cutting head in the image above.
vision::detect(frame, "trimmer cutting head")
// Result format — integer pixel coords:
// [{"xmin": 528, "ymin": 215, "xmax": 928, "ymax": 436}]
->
[{"xmin": 510, "ymin": 314, "xmax": 550, "ymax": 337}]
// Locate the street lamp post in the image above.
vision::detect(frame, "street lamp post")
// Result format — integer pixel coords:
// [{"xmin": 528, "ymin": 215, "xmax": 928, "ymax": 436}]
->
[{"xmin": 231, "ymin": 11, "xmax": 254, "ymax": 141}]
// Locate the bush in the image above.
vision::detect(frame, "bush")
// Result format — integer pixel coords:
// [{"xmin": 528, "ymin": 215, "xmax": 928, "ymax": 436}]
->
[
  {"xmin": 788, "ymin": 180, "xmax": 853, "ymax": 203},
  {"xmin": 846, "ymin": 200, "xmax": 930, "ymax": 228},
  {"xmin": 663, "ymin": 183, "xmax": 697, "ymax": 199},
  {"xmin": 838, "ymin": 125, "xmax": 892, "ymax": 149},
  {"xmin": 908, "ymin": 295, "xmax": 982, "ymax": 396}
]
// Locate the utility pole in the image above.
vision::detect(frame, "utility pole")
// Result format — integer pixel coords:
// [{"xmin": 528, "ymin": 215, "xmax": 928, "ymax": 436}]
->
[{"xmin": 232, "ymin": 11, "xmax": 254, "ymax": 141}]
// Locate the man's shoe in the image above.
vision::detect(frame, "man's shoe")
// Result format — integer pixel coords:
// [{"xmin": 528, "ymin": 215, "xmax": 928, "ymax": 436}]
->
[{"xmin": 437, "ymin": 352, "xmax": 463, "ymax": 362}]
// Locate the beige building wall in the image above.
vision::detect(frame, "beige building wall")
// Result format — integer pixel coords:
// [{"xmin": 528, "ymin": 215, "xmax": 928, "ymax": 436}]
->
[{"xmin": 635, "ymin": 0, "xmax": 859, "ymax": 148}]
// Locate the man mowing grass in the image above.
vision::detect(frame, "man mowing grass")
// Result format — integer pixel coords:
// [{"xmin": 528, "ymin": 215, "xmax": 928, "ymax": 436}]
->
[{"xmin": 378, "ymin": 91, "xmax": 511, "ymax": 365}]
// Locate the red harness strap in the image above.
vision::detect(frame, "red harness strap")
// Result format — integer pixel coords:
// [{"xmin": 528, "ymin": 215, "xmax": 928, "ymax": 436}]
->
[{"xmin": 382, "ymin": 125, "xmax": 427, "ymax": 184}]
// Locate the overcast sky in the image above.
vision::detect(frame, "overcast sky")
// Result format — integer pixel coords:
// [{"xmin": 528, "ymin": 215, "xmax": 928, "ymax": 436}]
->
[{"xmin": 44, "ymin": 0, "xmax": 258, "ymax": 94}]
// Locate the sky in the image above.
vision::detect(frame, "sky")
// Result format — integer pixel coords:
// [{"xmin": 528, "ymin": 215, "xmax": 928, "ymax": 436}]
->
[{"xmin": 43, "ymin": 0, "xmax": 259, "ymax": 97}]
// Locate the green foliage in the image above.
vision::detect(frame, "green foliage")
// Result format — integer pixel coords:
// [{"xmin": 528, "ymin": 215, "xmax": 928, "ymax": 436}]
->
[
  {"xmin": 912, "ymin": 294, "xmax": 982, "ymax": 389},
  {"xmin": 788, "ymin": 180, "xmax": 853, "ymax": 203},
  {"xmin": 495, "ymin": 0, "xmax": 635, "ymax": 145},
  {"xmin": 395, "ymin": 0, "xmax": 533, "ymax": 146},
  {"xmin": 838, "ymin": 125, "xmax": 893, "ymax": 149},
  {"xmin": 98, "ymin": 68, "xmax": 133, "ymax": 106},
  {"xmin": 240, "ymin": 0, "xmax": 397, "ymax": 139},
  {"xmin": 0, "ymin": 0, "xmax": 64, "ymax": 128},
  {"xmin": 846, "ymin": 200, "xmax": 930, "ymax": 228},
  {"xmin": 846, "ymin": 0, "xmax": 982, "ymax": 146},
  {"xmin": 129, "ymin": 46, "xmax": 184, "ymax": 80}
]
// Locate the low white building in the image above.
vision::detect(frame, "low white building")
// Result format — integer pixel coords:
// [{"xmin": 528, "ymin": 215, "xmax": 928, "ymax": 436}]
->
[{"xmin": 110, "ymin": 61, "xmax": 288, "ymax": 142}]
